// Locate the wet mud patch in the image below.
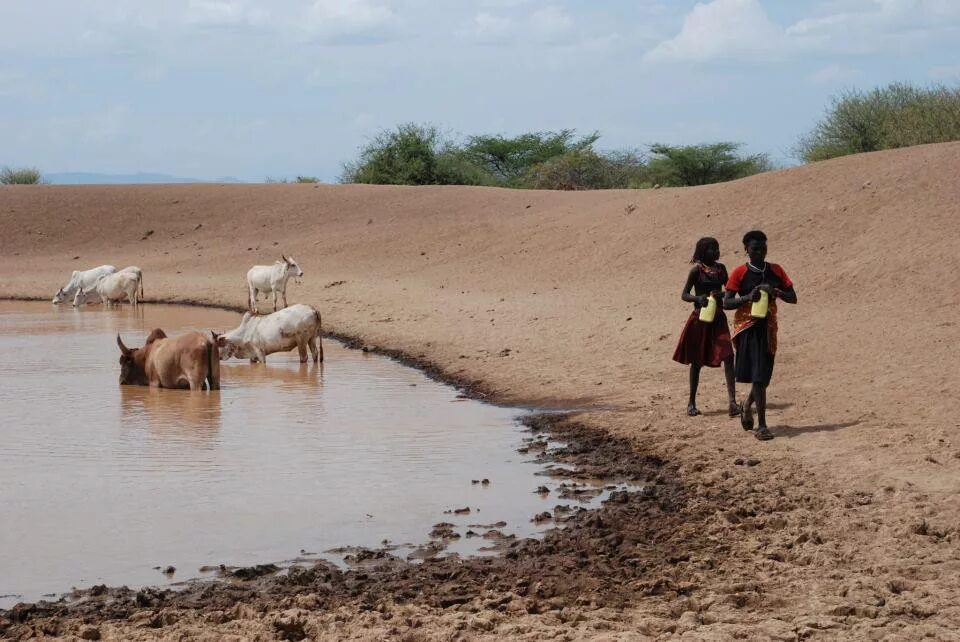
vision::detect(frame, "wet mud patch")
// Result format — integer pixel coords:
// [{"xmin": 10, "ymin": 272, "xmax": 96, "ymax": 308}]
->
[{"xmin": 0, "ymin": 413, "xmax": 702, "ymax": 639}]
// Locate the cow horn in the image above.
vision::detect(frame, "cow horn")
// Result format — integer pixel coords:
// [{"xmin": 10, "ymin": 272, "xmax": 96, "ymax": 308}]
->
[
  {"xmin": 117, "ymin": 333, "xmax": 131, "ymax": 356},
  {"xmin": 281, "ymin": 254, "xmax": 288, "ymax": 262}
]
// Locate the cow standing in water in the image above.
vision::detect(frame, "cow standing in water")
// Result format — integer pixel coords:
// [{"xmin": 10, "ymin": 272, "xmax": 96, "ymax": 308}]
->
[
  {"xmin": 246, "ymin": 256, "xmax": 303, "ymax": 313},
  {"xmin": 215, "ymin": 303, "xmax": 323, "ymax": 364},
  {"xmin": 52, "ymin": 265, "xmax": 117, "ymax": 304},
  {"xmin": 117, "ymin": 329, "xmax": 220, "ymax": 391},
  {"xmin": 75, "ymin": 267, "xmax": 143, "ymax": 306}
]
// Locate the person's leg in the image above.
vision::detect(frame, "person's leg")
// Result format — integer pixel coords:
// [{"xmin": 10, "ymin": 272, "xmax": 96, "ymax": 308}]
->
[
  {"xmin": 688, "ymin": 364, "xmax": 702, "ymax": 415},
  {"xmin": 724, "ymin": 355, "xmax": 738, "ymax": 416},
  {"xmin": 741, "ymin": 386, "xmax": 755, "ymax": 430},
  {"xmin": 755, "ymin": 383, "xmax": 767, "ymax": 426},
  {"xmin": 753, "ymin": 383, "xmax": 773, "ymax": 440}
]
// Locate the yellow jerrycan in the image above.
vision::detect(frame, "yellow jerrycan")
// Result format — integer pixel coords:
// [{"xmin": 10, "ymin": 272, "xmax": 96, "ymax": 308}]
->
[
  {"xmin": 751, "ymin": 289, "xmax": 769, "ymax": 318},
  {"xmin": 698, "ymin": 295, "xmax": 717, "ymax": 323}
]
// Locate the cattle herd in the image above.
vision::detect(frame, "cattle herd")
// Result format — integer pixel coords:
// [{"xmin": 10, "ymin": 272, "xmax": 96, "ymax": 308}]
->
[{"xmin": 51, "ymin": 257, "xmax": 322, "ymax": 391}]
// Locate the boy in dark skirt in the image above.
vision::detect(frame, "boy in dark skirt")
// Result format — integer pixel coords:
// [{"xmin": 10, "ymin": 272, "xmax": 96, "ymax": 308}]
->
[{"xmin": 724, "ymin": 230, "xmax": 797, "ymax": 440}]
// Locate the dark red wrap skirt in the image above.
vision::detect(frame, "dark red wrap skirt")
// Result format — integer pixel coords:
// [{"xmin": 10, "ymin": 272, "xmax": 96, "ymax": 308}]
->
[{"xmin": 672, "ymin": 310, "xmax": 734, "ymax": 368}]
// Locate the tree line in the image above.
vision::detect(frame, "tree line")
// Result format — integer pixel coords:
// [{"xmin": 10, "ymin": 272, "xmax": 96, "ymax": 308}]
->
[
  {"xmin": 340, "ymin": 126, "xmax": 771, "ymax": 189},
  {"xmin": 4, "ymin": 82, "xmax": 959, "ymax": 187}
]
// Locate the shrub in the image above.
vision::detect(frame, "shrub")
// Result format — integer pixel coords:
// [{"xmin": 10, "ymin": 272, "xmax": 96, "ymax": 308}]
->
[
  {"xmin": 645, "ymin": 143, "xmax": 770, "ymax": 187},
  {"xmin": 796, "ymin": 82, "xmax": 960, "ymax": 162},
  {"xmin": 295, "ymin": 176, "xmax": 320, "ymax": 183},
  {"xmin": 1, "ymin": 166, "xmax": 44, "ymax": 184},
  {"xmin": 462, "ymin": 130, "xmax": 600, "ymax": 187},
  {"xmin": 523, "ymin": 149, "xmax": 646, "ymax": 190}
]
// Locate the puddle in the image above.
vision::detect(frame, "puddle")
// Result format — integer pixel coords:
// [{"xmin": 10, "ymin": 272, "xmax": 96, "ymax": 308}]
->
[{"xmin": 0, "ymin": 302, "xmax": 632, "ymax": 608}]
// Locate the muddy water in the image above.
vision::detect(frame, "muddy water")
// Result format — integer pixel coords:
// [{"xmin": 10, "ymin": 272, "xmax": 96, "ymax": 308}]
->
[{"xmin": 0, "ymin": 302, "xmax": 617, "ymax": 607}]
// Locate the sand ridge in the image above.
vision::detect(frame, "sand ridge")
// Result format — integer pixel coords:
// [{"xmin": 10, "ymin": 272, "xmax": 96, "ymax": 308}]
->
[{"xmin": 1, "ymin": 142, "xmax": 959, "ymax": 639}]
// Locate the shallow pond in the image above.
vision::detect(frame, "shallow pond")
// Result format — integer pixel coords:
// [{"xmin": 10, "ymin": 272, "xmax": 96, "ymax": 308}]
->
[{"xmin": 0, "ymin": 302, "xmax": 619, "ymax": 607}]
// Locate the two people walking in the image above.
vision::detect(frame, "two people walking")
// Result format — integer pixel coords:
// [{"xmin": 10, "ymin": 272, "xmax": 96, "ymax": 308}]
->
[{"xmin": 672, "ymin": 230, "xmax": 797, "ymax": 441}]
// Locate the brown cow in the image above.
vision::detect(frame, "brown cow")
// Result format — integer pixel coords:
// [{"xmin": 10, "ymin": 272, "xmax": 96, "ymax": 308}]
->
[{"xmin": 117, "ymin": 329, "xmax": 221, "ymax": 391}]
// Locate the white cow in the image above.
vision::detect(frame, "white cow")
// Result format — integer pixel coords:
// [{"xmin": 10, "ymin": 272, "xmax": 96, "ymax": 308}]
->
[
  {"xmin": 215, "ymin": 303, "xmax": 323, "ymax": 363},
  {"xmin": 75, "ymin": 268, "xmax": 143, "ymax": 307},
  {"xmin": 52, "ymin": 265, "xmax": 117, "ymax": 304},
  {"xmin": 246, "ymin": 255, "xmax": 304, "ymax": 313},
  {"xmin": 73, "ymin": 266, "xmax": 143, "ymax": 306}
]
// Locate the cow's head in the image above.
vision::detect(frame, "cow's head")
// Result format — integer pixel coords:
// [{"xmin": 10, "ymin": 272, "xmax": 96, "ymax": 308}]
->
[
  {"xmin": 117, "ymin": 334, "xmax": 148, "ymax": 385},
  {"xmin": 282, "ymin": 255, "xmax": 304, "ymax": 279},
  {"xmin": 53, "ymin": 271, "xmax": 80, "ymax": 304},
  {"xmin": 213, "ymin": 330, "xmax": 238, "ymax": 360}
]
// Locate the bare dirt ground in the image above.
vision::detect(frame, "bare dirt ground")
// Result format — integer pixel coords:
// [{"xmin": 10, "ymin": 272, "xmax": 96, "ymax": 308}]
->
[{"xmin": 1, "ymin": 142, "xmax": 959, "ymax": 640}]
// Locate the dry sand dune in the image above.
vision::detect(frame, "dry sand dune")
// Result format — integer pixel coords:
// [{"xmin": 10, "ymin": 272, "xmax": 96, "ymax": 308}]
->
[{"xmin": 1, "ymin": 142, "xmax": 959, "ymax": 639}]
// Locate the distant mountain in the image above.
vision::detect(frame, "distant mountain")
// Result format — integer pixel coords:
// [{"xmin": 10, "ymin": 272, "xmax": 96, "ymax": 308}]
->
[{"xmin": 45, "ymin": 172, "xmax": 246, "ymax": 185}]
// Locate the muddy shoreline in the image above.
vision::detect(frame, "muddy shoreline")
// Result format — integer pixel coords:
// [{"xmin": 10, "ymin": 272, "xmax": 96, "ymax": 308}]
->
[{"xmin": 0, "ymin": 411, "xmax": 691, "ymax": 641}]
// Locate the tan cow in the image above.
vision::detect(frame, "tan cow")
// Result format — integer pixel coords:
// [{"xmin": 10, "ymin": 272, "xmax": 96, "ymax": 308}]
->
[{"xmin": 117, "ymin": 329, "xmax": 221, "ymax": 391}]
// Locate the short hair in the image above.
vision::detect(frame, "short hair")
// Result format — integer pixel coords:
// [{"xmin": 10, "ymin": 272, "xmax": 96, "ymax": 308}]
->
[
  {"xmin": 742, "ymin": 230, "xmax": 767, "ymax": 247},
  {"xmin": 691, "ymin": 237, "xmax": 718, "ymax": 263}
]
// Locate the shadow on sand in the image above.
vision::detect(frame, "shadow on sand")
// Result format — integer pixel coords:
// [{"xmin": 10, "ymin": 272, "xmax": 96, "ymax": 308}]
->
[
  {"xmin": 776, "ymin": 420, "xmax": 862, "ymax": 438},
  {"xmin": 701, "ymin": 401, "xmax": 796, "ymax": 418}
]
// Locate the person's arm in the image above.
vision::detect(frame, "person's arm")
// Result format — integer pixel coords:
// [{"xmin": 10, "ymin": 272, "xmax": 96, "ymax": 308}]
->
[
  {"xmin": 761, "ymin": 264, "xmax": 797, "ymax": 304},
  {"xmin": 681, "ymin": 267, "xmax": 706, "ymax": 307},
  {"xmin": 774, "ymin": 286, "xmax": 797, "ymax": 304},
  {"xmin": 723, "ymin": 264, "xmax": 760, "ymax": 309},
  {"xmin": 723, "ymin": 287, "xmax": 759, "ymax": 310}
]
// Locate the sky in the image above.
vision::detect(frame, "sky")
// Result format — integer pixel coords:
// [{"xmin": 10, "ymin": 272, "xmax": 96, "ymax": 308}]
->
[{"xmin": 1, "ymin": 0, "xmax": 959, "ymax": 182}]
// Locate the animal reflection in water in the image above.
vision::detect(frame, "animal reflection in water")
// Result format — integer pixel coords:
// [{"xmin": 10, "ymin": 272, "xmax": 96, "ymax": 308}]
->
[
  {"xmin": 120, "ymin": 385, "xmax": 221, "ymax": 442},
  {"xmin": 222, "ymin": 360, "xmax": 324, "ymax": 390}
]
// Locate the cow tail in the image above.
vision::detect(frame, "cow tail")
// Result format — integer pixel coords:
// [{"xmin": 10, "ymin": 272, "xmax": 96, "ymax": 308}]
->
[
  {"xmin": 139, "ymin": 273, "xmax": 144, "ymax": 302},
  {"xmin": 206, "ymin": 339, "xmax": 221, "ymax": 390}
]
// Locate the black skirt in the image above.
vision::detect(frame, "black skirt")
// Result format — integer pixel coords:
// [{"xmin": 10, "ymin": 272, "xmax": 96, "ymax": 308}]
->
[{"xmin": 734, "ymin": 319, "xmax": 776, "ymax": 385}]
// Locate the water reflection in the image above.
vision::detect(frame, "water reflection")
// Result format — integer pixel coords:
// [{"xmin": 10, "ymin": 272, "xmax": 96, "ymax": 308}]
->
[
  {"xmin": 225, "ymin": 360, "xmax": 325, "ymax": 389},
  {"xmin": 120, "ymin": 385, "xmax": 222, "ymax": 444}
]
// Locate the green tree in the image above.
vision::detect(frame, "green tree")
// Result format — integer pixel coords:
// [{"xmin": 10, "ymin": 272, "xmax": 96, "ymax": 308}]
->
[
  {"xmin": 523, "ymin": 149, "xmax": 646, "ymax": 190},
  {"xmin": 1, "ymin": 166, "xmax": 44, "ymax": 184},
  {"xmin": 796, "ymin": 82, "xmax": 960, "ymax": 162},
  {"xmin": 341, "ymin": 123, "xmax": 495, "ymax": 186},
  {"xmin": 462, "ymin": 130, "xmax": 600, "ymax": 186},
  {"xmin": 645, "ymin": 143, "xmax": 770, "ymax": 187}
]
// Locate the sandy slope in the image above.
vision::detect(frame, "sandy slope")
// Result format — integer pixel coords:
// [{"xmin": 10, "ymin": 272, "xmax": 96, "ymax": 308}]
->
[{"xmin": 1, "ymin": 142, "xmax": 959, "ymax": 639}]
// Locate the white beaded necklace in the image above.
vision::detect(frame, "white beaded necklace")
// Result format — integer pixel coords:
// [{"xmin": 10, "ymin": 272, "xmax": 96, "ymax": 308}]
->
[{"xmin": 747, "ymin": 261, "xmax": 767, "ymax": 274}]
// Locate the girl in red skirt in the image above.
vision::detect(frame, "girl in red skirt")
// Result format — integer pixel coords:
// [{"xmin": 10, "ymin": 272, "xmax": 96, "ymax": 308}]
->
[{"xmin": 672, "ymin": 237, "xmax": 738, "ymax": 417}]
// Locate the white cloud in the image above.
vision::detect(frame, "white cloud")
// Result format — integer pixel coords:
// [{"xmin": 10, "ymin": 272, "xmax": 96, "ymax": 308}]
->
[
  {"xmin": 469, "ymin": 12, "xmax": 515, "ymax": 43},
  {"xmin": 644, "ymin": 0, "xmax": 960, "ymax": 64},
  {"xmin": 185, "ymin": 1, "xmax": 270, "ymax": 28},
  {"xmin": 806, "ymin": 64, "xmax": 861, "ymax": 84},
  {"xmin": 530, "ymin": 6, "xmax": 575, "ymax": 44},
  {"xmin": 644, "ymin": 0, "xmax": 785, "ymax": 63},
  {"xmin": 302, "ymin": 0, "xmax": 396, "ymax": 40}
]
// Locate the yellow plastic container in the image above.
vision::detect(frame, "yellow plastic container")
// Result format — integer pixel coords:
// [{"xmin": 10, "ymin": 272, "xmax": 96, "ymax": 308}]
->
[
  {"xmin": 698, "ymin": 296, "xmax": 717, "ymax": 323},
  {"xmin": 751, "ymin": 289, "xmax": 769, "ymax": 318}
]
